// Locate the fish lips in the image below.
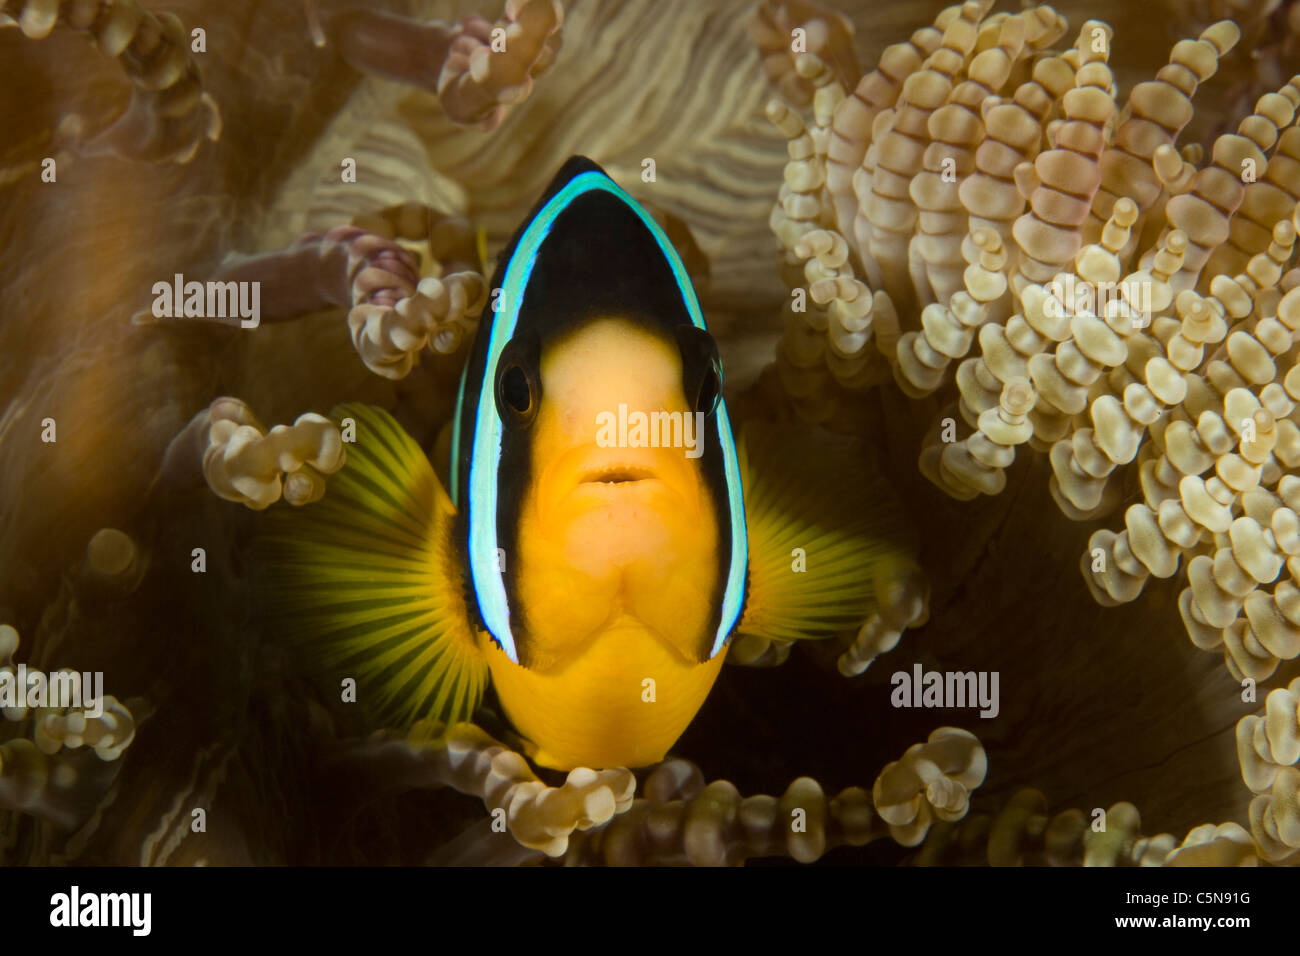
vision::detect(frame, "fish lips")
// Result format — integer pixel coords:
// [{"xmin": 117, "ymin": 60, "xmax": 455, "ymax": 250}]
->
[{"xmin": 547, "ymin": 445, "xmax": 701, "ymax": 515}]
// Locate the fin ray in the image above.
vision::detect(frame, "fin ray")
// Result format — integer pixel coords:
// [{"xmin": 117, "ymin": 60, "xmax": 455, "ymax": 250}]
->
[
  {"xmin": 736, "ymin": 421, "xmax": 918, "ymax": 645},
  {"xmin": 255, "ymin": 403, "xmax": 488, "ymax": 728}
]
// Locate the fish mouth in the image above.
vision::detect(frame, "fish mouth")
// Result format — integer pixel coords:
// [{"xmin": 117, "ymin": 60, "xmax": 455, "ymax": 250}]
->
[
  {"xmin": 579, "ymin": 465, "xmax": 658, "ymax": 485},
  {"xmin": 552, "ymin": 447, "xmax": 689, "ymax": 512}
]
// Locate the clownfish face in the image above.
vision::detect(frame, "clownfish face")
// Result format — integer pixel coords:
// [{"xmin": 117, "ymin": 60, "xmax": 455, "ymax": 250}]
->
[
  {"xmin": 509, "ymin": 316, "xmax": 724, "ymax": 670},
  {"xmin": 481, "ymin": 318, "xmax": 736, "ymax": 769}
]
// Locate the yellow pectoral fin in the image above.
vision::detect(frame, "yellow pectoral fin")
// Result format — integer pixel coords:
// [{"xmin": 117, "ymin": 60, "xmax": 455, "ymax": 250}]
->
[
  {"xmin": 255, "ymin": 403, "xmax": 488, "ymax": 729},
  {"xmin": 736, "ymin": 420, "xmax": 920, "ymax": 644}
]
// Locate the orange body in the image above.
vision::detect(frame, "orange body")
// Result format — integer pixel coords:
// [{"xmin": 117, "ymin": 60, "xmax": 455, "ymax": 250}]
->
[{"xmin": 487, "ymin": 318, "xmax": 727, "ymax": 769}]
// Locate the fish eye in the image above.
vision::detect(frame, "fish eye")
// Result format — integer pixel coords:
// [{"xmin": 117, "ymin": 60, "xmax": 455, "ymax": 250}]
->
[
  {"xmin": 502, "ymin": 365, "xmax": 532, "ymax": 413},
  {"xmin": 674, "ymin": 324, "xmax": 722, "ymax": 417},
  {"xmin": 495, "ymin": 332, "xmax": 542, "ymax": 426},
  {"xmin": 695, "ymin": 358, "xmax": 721, "ymax": 416}
]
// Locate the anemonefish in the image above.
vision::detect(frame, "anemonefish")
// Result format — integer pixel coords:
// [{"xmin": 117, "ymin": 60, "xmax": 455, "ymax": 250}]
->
[{"xmin": 258, "ymin": 157, "xmax": 916, "ymax": 771}]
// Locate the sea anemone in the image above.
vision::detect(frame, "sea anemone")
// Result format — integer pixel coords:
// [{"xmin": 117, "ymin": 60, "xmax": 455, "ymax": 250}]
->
[{"xmin": 1, "ymin": 0, "xmax": 1298, "ymax": 866}]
